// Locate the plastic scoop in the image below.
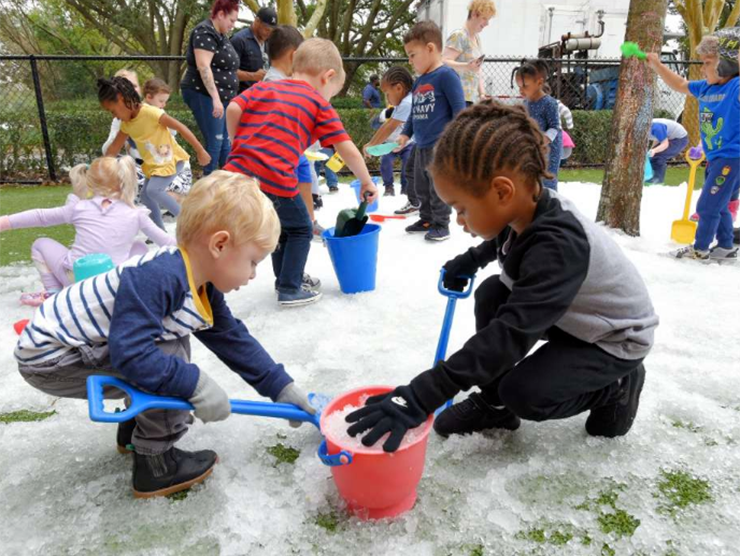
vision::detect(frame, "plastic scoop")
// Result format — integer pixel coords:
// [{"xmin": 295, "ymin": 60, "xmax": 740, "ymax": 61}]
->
[
  {"xmin": 365, "ymin": 142, "xmax": 399, "ymax": 157},
  {"xmin": 86, "ymin": 375, "xmax": 329, "ymax": 429},
  {"xmin": 621, "ymin": 42, "xmax": 647, "ymax": 60},
  {"xmin": 670, "ymin": 148, "xmax": 705, "ymax": 245},
  {"xmin": 303, "ymin": 150, "xmax": 329, "ymax": 162},
  {"xmin": 334, "ymin": 192, "xmax": 370, "ymax": 237}
]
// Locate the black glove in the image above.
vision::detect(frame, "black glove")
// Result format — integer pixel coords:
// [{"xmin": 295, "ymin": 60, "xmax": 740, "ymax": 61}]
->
[
  {"xmin": 345, "ymin": 385, "xmax": 429, "ymax": 452},
  {"xmin": 443, "ymin": 250, "xmax": 480, "ymax": 291}
]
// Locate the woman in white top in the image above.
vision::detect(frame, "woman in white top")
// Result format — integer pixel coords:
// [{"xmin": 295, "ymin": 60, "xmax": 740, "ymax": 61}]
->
[{"xmin": 442, "ymin": 0, "xmax": 497, "ymax": 105}]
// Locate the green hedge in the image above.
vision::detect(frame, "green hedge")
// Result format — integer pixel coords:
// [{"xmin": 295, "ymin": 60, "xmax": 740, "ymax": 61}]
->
[{"xmin": 0, "ymin": 102, "xmax": 629, "ymax": 180}]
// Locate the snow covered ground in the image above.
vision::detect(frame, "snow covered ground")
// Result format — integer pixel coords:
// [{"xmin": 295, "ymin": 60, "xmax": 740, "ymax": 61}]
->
[{"xmin": 0, "ymin": 181, "xmax": 738, "ymax": 556}]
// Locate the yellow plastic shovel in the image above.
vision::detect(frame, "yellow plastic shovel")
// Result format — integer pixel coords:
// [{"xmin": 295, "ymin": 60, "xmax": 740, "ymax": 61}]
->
[{"xmin": 671, "ymin": 148, "xmax": 705, "ymax": 245}]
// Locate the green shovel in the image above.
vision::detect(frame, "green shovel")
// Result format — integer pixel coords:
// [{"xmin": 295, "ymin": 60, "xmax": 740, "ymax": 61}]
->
[{"xmin": 335, "ymin": 192, "xmax": 370, "ymax": 237}]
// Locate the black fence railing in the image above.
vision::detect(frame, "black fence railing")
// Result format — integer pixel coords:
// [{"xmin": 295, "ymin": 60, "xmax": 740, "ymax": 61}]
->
[{"xmin": 0, "ymin": 54, "xmax": 698, "ymax": 183}]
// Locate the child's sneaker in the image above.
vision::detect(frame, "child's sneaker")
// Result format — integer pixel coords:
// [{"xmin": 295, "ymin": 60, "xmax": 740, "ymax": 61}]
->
[
  {"xmin": 405, "ymin": 219, "xmax": 431, "ymax": 233},
  {"xmin": 328, "ymin": 185, "xmax": 339, "ymax": 193},
  {"xmin": 424, "ymin": 226, "xmax": 450, "ymax": 242},
  {"xmin": 434, "ymin": 393, "xmax": 521, "ymax": 438},
  {"xmin": 312, "ymin": 220, "xmax": 326, "ymax": 242},
  {"xmin": 278, "ymin": 288, "xmax": 322, "ymax": 307},
  {"xmin": 734, "ymin": 228, "xmax": 740, "ymax": 246},
  {"xmin": 383, "ymin": 185, "xmax": 395, "ymax": 197},
  {"xmin": 132, "ymin": 446, "xmax": 218, "ymax": 498},
  {"xmin": 585, "ymin": 364, "xmax": 645, "ymax": 438},
  {"xmin": 668, "ymin": 245, "xmax": 709, "ymax": 260},
  {"xmin": 312, "ymin": 194, "xmax": 323, "ymax": 211},
  {"xmin": 20, "ymin": 291, "xmax": 53, "ymax": 307},
  {"xmin": 117, "ymin": 419, "xmax": 137, "ymax": 454},
  {"xmin": 302, "ymin": 273, "xmax": 321, "ymax": 291},
  {"xmin": 709, "ymin": 245, "xmax": 738, "ymax": 263},
  {"xmin": 395, "ymin": 202, "xmax": 420, "ymax": 216}
]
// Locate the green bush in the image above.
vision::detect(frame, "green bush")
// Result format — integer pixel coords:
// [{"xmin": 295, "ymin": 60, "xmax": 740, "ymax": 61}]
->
[
  {"xmin": 1, "ymin": 102, "xmax": 628, "ymax": 180},
  {"xmin": 569, "ymin": 110, "xmax": 614, "ymax": 166}
]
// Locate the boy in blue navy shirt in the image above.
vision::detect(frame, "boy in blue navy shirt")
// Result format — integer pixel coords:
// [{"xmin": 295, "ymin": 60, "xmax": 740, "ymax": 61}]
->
[
  {"xmin": 15, "ymin": 172, "xmax": 315, "ymax": 498},
  {"xmin": 648, "ymin": 34, "xmax": 739, "ymax": 262},
  {"xmin": 397, "ymin": 21, "xmax": 466, "ymax": 242}
]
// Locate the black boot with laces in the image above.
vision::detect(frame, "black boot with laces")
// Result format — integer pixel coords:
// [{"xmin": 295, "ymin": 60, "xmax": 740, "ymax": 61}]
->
[{"xmin": 434, "ymin": 393, "xmax": 521, "ymax": 438}]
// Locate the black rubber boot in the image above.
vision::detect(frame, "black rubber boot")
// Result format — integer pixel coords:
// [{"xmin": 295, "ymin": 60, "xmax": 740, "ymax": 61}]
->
[
  {"xmin": 585, "ymin": 364, "xmax": 646, "ymax": 438},
  {"xmin": 116, "ymin": 419, "xmax": 136, "ymax": 454},
  {"xmin": 434, "ymin": 393, "xmax": 521, "ymax": 438},
  {"xmin": 132, "ymin": 447, "xmax": 218, "ymax": 498}
]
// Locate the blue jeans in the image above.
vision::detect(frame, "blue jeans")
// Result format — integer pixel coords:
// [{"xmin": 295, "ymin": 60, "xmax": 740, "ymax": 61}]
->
[
  {"xmin": 181, "ymin": 88, "xmax": 230, "ymax": 175},
  {"xmin": 380, "ymin": 144, "xmax": 413, "ymax": 189},
  {"xmin": 650, "ymin": 136, "xmax": 689, "ymax": 183},
  {"xmin": 314, "ymin": 148, "xmax": 338, "ymax": 186},
  {"xmin": 694, "ymin": 157, "xmax": 740, "ymax": 251},
  {"xmin": 265, "ymin": 192, "xmax": 313, "ymax": 293}
]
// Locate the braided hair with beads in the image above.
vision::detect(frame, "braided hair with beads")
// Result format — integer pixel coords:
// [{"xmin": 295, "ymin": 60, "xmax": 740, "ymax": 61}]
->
[
  {"xmin": 97, "ymin": 76, "xmax": 141, "ymax": 110},
  {"xmin": 431, "ymin": 100, "xmax": 553, "ymax": 200}
]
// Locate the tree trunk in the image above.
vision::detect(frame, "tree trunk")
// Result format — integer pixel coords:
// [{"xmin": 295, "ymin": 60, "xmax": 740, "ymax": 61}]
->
[{"xmin": 596, "ymin": 0, "xmax": 668, "ymax": 236}]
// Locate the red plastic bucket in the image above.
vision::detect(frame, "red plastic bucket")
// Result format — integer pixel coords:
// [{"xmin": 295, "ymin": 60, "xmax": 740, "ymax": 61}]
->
[{"xmin": 319, "ymin": 385, "xmax": 434, "ymax": 520}]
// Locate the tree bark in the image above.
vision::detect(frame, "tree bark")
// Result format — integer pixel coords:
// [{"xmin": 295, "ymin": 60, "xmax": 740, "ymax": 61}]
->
[{"xmin": 596, "ymin": 0, "xmax": 668, "ymax": 236}]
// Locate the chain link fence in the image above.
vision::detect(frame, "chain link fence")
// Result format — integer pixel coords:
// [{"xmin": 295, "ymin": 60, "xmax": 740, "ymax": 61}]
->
[{"xmin": 0, "ymin": 54, "xmax": 698, "ymax": 183}]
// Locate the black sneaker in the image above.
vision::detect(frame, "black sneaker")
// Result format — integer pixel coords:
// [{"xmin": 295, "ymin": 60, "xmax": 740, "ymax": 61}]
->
[
  {"xmin": 132, "ymin": 446, "xmax": 218, "ymax": 498},
  {"xmin": 328, "ymin": 185, "xmax": 339, "ymax": 193},
  {"xmin": 395, "ymin": 202, "xmax": 420, "ymax": 216},
  {"xmin": 117, "ymin": 419, "xmax": 136, "ymax": 454},
  {"xmin": 733, "ymin": 228, "xmax": 740, "ymax": 246},
  {"xmin": 585, "ymin": 364, "xmax": 646, "ymax": 438},
  {"xmin": 312, "ymin": 194, "xmax": 323, "ymax": 210},
  {"xmin": 383, "ymin": 185, "xmax": 395, "ymax": 197},
  {"xmin": 405, "ymin": 219, "xmax": 431, "ymax": 233},
  {"xmin": 424, "ymin": 226, "xmax": 450, "ymax": 242},
  {"xmin": 434, "ymin": 393, "xmax": 521, "ymax": 438}
]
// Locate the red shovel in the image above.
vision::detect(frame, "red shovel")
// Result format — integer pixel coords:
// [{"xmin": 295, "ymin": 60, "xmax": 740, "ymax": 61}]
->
[{"xmin": 369, "ymin": 214, "xmax": 406, "ymax": 223}]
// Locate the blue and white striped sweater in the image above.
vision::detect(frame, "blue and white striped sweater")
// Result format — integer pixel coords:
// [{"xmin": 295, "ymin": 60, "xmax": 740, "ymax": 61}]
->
[{"xmin": 15, "ymin": 246, "xmax": 293, "ymax": 400}]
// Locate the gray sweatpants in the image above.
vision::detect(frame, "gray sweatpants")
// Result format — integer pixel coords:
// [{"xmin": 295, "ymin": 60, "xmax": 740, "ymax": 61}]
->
[
  {"xmin": 141, "ymin": 161, "xmax": 185, "ymax": 231},
  {"xmin": 415, "ymin": 146, "xmax": 451, "ymax": 227},
  {"xmin": 18, "ymin": 338, "xmax": 194, "ymax": 456}
]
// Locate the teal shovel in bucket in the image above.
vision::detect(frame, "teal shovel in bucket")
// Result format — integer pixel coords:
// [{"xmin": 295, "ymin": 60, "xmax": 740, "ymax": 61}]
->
[
  {"xmin": 434, "ymin": 268, "xmax": 476, "ymax": 412},
  {"xmin": 86, "ymin": 375, "xmax": 353, "ymax": 467}
]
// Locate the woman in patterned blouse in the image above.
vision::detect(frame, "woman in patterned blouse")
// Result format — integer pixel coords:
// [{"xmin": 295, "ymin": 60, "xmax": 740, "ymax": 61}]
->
[
  {"xmin": 181, "ymin": 0, "xmax": 240, "ymax": 175},
  {"xmin": 442, "ymin": 0, "xmax": 497, "ymax": 105}
]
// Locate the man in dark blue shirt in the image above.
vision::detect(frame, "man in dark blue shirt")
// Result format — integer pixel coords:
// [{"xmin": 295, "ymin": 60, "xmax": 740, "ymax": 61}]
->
[
  {"xmin": 231, "ymin": 7, "xmax": 277, "ymax": 93},
  {"xmin": 363, "ymin": 74, "xmax": 382, "ymax": 108}
]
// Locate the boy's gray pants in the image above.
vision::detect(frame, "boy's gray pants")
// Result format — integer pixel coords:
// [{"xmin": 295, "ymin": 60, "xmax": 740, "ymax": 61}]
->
[
  {"xmin": 414, "ymin": 146, "xmax": 451, "ymax": 227},
  {"xmin": 18, "ymin": 338, "xmax": 194, "ymax": 456}
]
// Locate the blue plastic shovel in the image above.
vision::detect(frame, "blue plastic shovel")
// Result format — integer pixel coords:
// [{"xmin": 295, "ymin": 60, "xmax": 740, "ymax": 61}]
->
[
  {"xmin": 86, "ymin": 375, "xmax": 353, "ymax": 467},
  {"xmin": 434, "ymin": 269, "xmax": 476, "ymax": 411}
]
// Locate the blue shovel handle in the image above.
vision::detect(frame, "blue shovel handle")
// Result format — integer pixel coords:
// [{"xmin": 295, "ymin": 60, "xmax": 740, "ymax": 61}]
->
[
  {"xmin": 86, "ymin": 375, "xmax": 322, "ymax": 429},
  {"xmin": 434, "ymin": 269, "xmax": 476, "ymax": 412}
]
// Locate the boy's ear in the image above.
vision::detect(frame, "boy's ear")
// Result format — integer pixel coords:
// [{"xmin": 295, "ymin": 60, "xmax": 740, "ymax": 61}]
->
[
  {"xmin": 208, "ymin": 230, "xmax": 232, "ymax": 258},
  {"xmin": 287, "ymin": 50, "xmax": 296, "ymax": 71},
  {"xmin": 490, "ymin": 176, "xmax": 516, "ymax": 203},
  {"xmin": 321, "ymin": 68, "xmax": 337, "ymax": 85}
]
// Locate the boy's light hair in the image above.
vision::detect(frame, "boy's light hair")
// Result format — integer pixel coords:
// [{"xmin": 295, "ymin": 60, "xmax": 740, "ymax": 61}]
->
[
  {"xmin": 292, "ymin": 38, "xmax": 346, "ymax": 83},
  {"xmin": 69, "ymin": 156, "xmax": 138, "ymax": 206},
  {"xmin": 468, "ymin": 0, "xmax": 496, "ymax": 19},
  {"xmin": 177, "ymin": 171, "xmax": 280, "ymax": 251},
  {"xmin": 696, "ymin": 35, "xmax": 719, "ymax": 57}
]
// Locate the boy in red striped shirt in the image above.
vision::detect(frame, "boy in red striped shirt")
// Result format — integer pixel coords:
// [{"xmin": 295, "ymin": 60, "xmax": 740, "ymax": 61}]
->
[{"xmin": 226, "ymin": 38, "xmax": 377, "ymax": 307}]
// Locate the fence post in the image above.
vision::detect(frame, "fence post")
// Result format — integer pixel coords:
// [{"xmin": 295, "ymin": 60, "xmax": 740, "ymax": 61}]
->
[{"xmin": 29, "ymin": 55, "xmax": 57, "ymax": 182}]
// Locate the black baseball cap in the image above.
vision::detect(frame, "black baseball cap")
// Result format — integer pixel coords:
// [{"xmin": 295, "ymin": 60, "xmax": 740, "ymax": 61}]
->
[{"xmin": 257, "ymin": 7, "xmax": 277, "ymax": 27}]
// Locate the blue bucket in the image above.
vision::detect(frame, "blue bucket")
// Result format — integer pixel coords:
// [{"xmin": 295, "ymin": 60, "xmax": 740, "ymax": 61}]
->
[
  {"xmin": 644, "ymin": 152, "xmax": 654, "ymax": 183},
  {"xmin": 322, "ymin": 224, "xmax": 381, "ymax": 294},
  {"xmin": 73, "ymin": 253, "xmax": 114, "ymax": 282},
  {"xmin": 350, "ymin": 177, "xmax": 379, "ymax": 213}
]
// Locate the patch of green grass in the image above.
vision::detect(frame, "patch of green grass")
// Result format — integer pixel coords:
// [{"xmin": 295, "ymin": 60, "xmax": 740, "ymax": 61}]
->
[
  {"xmin": 266, "ymin": 443, "xmax": 300, "ymax": 465},
  {"xmin": 597, "ymin": 508, "xmax": 641, "ymax": 538},
  {"xmin": 515, "ymin": 524, "xmax": 580, "ymax": 547},
  {"xmin": 314, "ymin": 511, "xmax": 341, "ymax": 533},
  {"xmin": 0, "ymin": 409, "xmax": 56, "ymax": 424},
  {"xmin": 559, "ymin": 166, "xmax": 704, "ymax": 188},
  {"xmin": 671, "ymin": 419, "xmax": 702, "ymax": 433},
  {"xmin": 601, "ymin": 543, "xmax": 616, "ymax": 556},
  {"xmin": 464, "ymin": 543, "xmax": 485, "ymax": 556},
  {"xmin": 167, "ymin": 489, "xmax": 190, "ymax": 502},
  {"xmin": 0, "ymin": 185, "xmax": 75, "ymax": 266},
  {"xmin": 656, "ymin": 469, "xmax": 712, "ymax": 515}
]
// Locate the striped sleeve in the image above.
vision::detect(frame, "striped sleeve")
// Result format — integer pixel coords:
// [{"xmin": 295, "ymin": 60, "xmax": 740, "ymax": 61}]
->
[{"xmin": 312, "ymin": 104, "xmax": 349, "ymax": 147}]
